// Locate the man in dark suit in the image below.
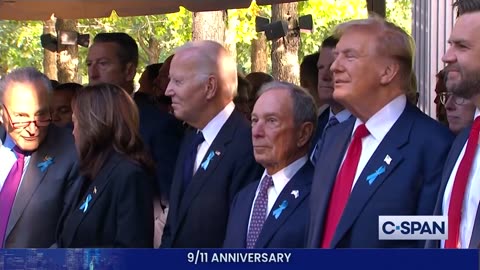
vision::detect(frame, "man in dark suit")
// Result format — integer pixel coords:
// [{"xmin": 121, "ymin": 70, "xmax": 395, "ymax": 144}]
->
[
  {"xmin": 224, "ymin": 81, "xmax": 316, "ymax": 248},
  {"xmin": 0, "ymin": 67, "xmax": 80, "ymax": 247},
  {"xmin": 161, "ymin": 40, "xmax": 262, "ymax": 248},
  {"xmin": 310, "ymin": 36, "xmax": 351, "ymax": 163},
  {"xmin": 87, "ymin": 32, "xmax": 183, "ymax": 208},
  {"xmin": 306, "ymin": 17, "xmax": 454, "ymax": 248},
  {"xmin": 426, "ymin": 1, "xmax": 480, "ymax": 249}
]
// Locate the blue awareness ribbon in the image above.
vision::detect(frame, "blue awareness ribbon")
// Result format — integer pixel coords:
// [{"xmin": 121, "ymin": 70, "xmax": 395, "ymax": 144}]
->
[
  {"xmin": 272, "ymin": 200, "xmax": 288, "ymax": 219},
  {"xmin": 37, "ymin": 157, "xmax": 54, "ymax": 172},
  {"xmin": 201, "ymin": 151, "xmax": 215, "ymax": 170},
  {"xmin": 79, "ymin": 194, "xmax": 92, "ymax": 213},
  {"xmin": 366, "ymin": 165, "xmax": 386, "ymax": 185}
]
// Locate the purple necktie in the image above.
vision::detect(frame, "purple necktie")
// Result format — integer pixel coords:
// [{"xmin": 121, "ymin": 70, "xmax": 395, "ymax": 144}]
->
[
  {"xmin": 0, "ymin": 146, "xmax": 25, "ymax": 247},
  {"xmin": 246, "ymin": 175, "xmax": 273, "ymax": 248}
]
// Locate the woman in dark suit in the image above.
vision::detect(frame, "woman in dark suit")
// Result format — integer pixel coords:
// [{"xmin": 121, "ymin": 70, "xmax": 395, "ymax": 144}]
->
[{"xmin": 57, "ymin": 83, "xmax": 155, "ymax": 248}]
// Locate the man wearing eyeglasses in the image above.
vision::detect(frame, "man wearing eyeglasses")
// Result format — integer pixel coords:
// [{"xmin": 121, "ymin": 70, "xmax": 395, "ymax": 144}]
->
[
  {"xmin": 438, "ymin": 91, "xmax": 476, "ymax": 135},
  {"xmin": 0, "ymin": 67, "xmax": 80, "ymax": 248}
]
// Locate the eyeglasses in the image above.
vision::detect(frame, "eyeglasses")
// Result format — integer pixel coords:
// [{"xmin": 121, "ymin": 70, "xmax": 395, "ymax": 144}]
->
[
  {"xmin": 438, "ymin": 92, "xmax": 467, "ymax": 106},
  {"xmin": 2, "ymin": 105, "xmax": 51, "ymax": 129}
]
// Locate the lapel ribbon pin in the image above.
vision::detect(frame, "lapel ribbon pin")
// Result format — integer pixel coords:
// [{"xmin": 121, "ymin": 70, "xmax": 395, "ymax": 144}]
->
[
  {"xmin": 291, "ymin": 190, "xmax": 299, "ymax": 199},
  {"xmin": 366, "ymin": 165, "xmax": 386, "ymax": 185},
  {"xmin": 384, "ymin": 155, "xmax": 392, "ymax": 165},
  {"xmin": 79, "ymin": 194, "xmax": 92, "ymax": 213},
  {"xmin": 201, "ymin": 150, "xmax": 215, "ymax": 170},
  {"xmin": 272, "ymin": 200, "xmax": 288, "ymax": 219},
  {"xmin": 37, "ymin": 156, "xmax": 54, "ymax": 172}
]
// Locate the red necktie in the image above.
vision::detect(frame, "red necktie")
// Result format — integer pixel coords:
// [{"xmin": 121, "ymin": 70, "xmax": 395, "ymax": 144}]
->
[
  {"xmin": 445, "ymin": 117, "xmax": 480, "ymax": 248},
  {"xmin": 0, "ymin": 147, "xmax": 26, "ymax": 247},
  {"xmin": 321, "ymin": 124, "xmax": 369, "ymax": 248}
]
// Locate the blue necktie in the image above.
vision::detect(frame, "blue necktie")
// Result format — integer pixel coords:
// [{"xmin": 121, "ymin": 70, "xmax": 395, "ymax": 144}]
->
[
  {"xmin": 311, "ymin": 116, "xmax": 339, "ymax": 164},
  {"xmin": 182, "ymin": 131, "xmax": 205, "ymax": 192}
]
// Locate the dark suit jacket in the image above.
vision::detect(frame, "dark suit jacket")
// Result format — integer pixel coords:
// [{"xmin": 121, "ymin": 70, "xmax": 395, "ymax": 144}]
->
[
  {"xmin": 134, "ymin": 92, "xmax": 184, "ymax": 202},
  {"xmin": 426, "ymin": 127, "xmax": 474, "ymax": 248},
  {"xmin": 306, "ymin": 103, "xmax": 454, "ymax": 248},
  {"xmin": 57, "ymin": 151, "xmax": 154, "ymax": 248},
  {"xmin": 223, "ymin": 162, "xmax": 313, "ymax": 248},
  {"xmin": 161, "ymin": 109, "xmax": 263, "ymax": 248},
  {"xmin": 309, "ymin": 108, "xmax": 330, "ymax": 156},
  {"xmin": 1, "ymin": 124, "xmax": 80, "ymax": 248}
]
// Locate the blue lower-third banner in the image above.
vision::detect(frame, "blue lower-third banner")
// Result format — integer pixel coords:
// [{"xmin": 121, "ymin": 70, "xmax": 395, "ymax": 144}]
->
[{"xmin": 0, "ymin": 249, "xmax": 478, "ymax": 270}]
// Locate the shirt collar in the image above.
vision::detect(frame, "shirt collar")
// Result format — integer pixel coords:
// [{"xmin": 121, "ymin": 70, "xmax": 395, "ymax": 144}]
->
[
  {"xmin": 200, "ymin": 101, "xmax": 235, "ymax": 145},
  {"xmin": 261, "ymin": 155, "xmax": 308, "ymax": 195},
  {"xmin": 353, "ymin": 95, "xmax": 406, "ymax": 141},
  {"xmin": 329, "ymin": 108, "xmax": 351, "ymax": 123}
]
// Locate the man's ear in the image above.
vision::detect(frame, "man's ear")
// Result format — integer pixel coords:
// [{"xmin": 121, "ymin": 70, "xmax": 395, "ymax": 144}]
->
[
  {"xmin": 379, "ymin": 61, "xmax": 400, "ymax": 85},
  {"xmin": 125, "ymin": 62, "xmax": 137, "ymax": 82},
  {"xmin": 297, "ymin": 122, "xmax": 314, "ymax": 148},
  {"xmin": 205, "ymin": 75, "xmax": 218, "ymax": 100}
]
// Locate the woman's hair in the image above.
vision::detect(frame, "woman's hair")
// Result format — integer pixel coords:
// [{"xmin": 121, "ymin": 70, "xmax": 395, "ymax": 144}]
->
[{"xmin": 72, "ymin": 83, "xmax": 154, "ymax": 180}]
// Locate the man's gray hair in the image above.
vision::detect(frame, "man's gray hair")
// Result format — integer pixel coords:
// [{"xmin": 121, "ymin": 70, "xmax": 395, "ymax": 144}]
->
[
  {"xmin": 0, "ymin": 67, "xmax": 52, "ymax": 104},
  {"xmin": 257, "ymin": 81, "xmax": 318, "ymax": 144}
]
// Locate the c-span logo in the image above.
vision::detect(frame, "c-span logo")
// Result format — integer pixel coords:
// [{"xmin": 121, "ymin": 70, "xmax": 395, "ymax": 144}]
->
[{"xmin": 379, "ymin": 216, "xmax": 448, "ymax": 240}]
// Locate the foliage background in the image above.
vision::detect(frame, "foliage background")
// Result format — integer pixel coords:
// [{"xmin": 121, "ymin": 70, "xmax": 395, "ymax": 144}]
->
[{"xmin": 0, "ymin": 0, "xmax": 412, "ymax": 80}]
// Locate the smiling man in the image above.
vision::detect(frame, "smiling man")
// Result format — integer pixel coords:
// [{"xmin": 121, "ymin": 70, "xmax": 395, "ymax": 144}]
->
[
  {"xmin": 223, "ymin": 81, "xmax": 316, "ymax": 248},
  {"xmin": 306, "ymin": 16, "xmax": 453, "ymax": 248},
  {"xmin": 427, "ymin": 0, "xmax": 480, "ymax": 249},
  {"xmin": 0, "ymin": 67, "xmax": 80, "ymax": 248}
]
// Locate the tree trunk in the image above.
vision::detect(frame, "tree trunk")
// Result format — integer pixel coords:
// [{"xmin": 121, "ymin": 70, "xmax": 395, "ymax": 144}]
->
[
  {"xmin": 251, "ymin": 33, "xmax": 268, "ymax": 73},
  {"xmin": 43, "ymin": 19, "xmax": 57, "ymax": 80},
  {"xmin": 55, "ymin": 19, "xmax": 79, "ymax": 83},
  {"xmin": 366, "ymin": 0, "xmax": 386, "ymax": 17},
  {"xmin": 138, "ymin": 34, "xmax": 161, "ymax": 65},
  {"xmin": 271, "ymin": 3, "xmax": 299, "ymax": 84},
  {"xmin": 224, "ymin": 11, "xmax": 237, "ymax": 67},
  {"xmin": 192, "ymin": 11, "xmax": 226, "ymax": 45}
]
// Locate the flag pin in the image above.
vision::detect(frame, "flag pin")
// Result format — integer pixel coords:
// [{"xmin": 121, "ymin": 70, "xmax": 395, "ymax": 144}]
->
[
  {"xmin": 291, "ymin": 190, "xmax": 299, "ymax": 199},
  {"xmin": 384, "ymin": 155, "xmax": 392, "ymax": 165}
]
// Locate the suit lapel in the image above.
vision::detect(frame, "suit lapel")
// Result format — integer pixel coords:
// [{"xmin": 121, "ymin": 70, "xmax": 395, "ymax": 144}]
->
[
  {"xmin": 255, "ymin": 163, "xmax": 312, "ymax": 248},
  {"xmin": 61, "ymin": 153, "xmax": 120, "ymax": 247},
  {"xmin": 6, "ymin": 141, "xmax": 51, "ymax": 238},
  {"xmin": 236, "ymin": 184, "xmax": 257, "ymax": 247},
  {"xmin": 331, "ymin": 105, "xmax": 412, "ymax": 247},
  {"xmin": 176, "ymin": 111, "xmax": 239, "ymax": 228},
  {"xmin": 311, "ymin": 118, "xmax": 355, "ymax": 242}
]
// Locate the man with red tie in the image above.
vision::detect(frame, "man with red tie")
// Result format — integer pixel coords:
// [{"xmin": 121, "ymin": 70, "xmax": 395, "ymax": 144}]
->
[
  {"xmin": 426, "ymin": 0, "xmax": 480, "ymax": 249},
  {"xmin": 306, "ymin": 16, "xmax": 454, "ymax": 248}
]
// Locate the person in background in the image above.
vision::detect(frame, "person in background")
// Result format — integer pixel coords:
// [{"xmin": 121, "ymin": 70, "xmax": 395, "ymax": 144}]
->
[
  {"xmin": 57, "ymin": 83, "xmax": 154, "ymax": 248},
  {"xmin": 245, "ymin": 72, "xmax": 274, "ymax": 113},
  {"xmin": 224, "ymin": 81, "xmax": 316, "ymax": 248},
  {"xmin": 0, "ymin": 67, "xmax": 80, "ymax": 248},
  {"xmin": 301, "ymin": 52, "xmax": 321, "ymax": 107},
  {"xmin": 138, "ymin": 63, "xmax": 162, "ymax": 96},
  {"xmin": 440, "ymin": 91, "xmax": 476, "ymax": 134},
  {"xmin": 162, "ymin": 40, "xmax": 262, "ymax": 248},
  {"xmin": 153, "ymin": 55, "xmax": 174, "ymax": 113},
  {"xmin": 234, "ymin": 74, "xmax": 252, "ymax": 120},
  {"xmin": 51, "ymin": 82, "xmax": 82, "ymax": 128}
]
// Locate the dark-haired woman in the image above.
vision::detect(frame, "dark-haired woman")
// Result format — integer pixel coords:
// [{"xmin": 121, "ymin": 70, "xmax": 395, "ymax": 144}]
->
[{"xmin": 57, "ymin": 83, "xmax": 154, "ymax": 248}]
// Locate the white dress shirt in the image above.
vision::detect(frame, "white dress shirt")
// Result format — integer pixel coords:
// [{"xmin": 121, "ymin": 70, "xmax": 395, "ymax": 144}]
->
[
  {"xmin": 441, "ymin": 109, "xmax": 480, "ymax": 248},
  {"xmin": 0, "ymin": 135, "xmax": 31, "ymax": 193},
  {"xmin": 247, "ymin": 156, "xmax": 308, "ymax": 232},
  {"xmin": 342, "ymin": 95, "xmax": 406, "ymax": 190},
  {"xmin": 194, "ymin": 101, "xmax": 235, "ymax": 173}
]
